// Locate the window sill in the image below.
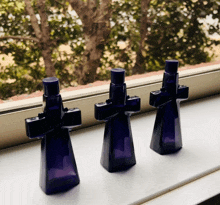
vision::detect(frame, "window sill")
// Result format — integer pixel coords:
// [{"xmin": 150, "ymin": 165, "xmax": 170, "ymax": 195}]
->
[
  {"xmin": 0, "ymin": 62, "xmax": 220, "ymax": 149},
  {"xmin": 1, "ymin": 95, "xmax": 220, "ymax": 204},
  {"xmin": 142, "ymin": 169, "xmax": 220, "ymax": 205}
]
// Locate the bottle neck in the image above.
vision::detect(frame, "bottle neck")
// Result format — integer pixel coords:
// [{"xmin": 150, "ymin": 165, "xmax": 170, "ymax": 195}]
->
[
  {"xmin": 109, "ymin": 83, "xmax": 127, "ymax": 106},
  {"xmin": 162, "ymin": 72, "xmax": 179, "ymax": 94},
  {"xmin": 43, "ymin": 94, "xmax": 65, "ymax": 122}
]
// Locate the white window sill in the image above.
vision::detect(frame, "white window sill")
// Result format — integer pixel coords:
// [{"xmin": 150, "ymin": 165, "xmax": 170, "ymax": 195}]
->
[
  {"xmin": 1, "ymin": 63, "xmax": 220, "ymax": 149},
  {"xmin": 1, "ymin": 94, "xmax": 220, "ymax": 205},
  {"xmin": 143, "ymin": 170, "xmax": 220, "ymax": 205}
]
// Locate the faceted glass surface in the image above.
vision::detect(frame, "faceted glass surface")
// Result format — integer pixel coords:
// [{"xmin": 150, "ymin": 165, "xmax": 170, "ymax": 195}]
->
[
  {"xmin": 95, "ymin": 68, "xmax": 140, "ymax": 172},
  {"xmin": 101, "ymin": 112, "xmax": 136, "ymax": 172},
  {"xmin": 150, "ymin": 60, "xmax": 188, "ymax": 155},
  {"xmin": 150, "ymin": 99, "xmax": 182, "ymax": 155},
  {"xmin": 40, "ymin": 128, "xmax": 80, "ymax": 195},
  {"xmin": 25, "ymin": 77, "xmax": 81, "ymax": 195}
]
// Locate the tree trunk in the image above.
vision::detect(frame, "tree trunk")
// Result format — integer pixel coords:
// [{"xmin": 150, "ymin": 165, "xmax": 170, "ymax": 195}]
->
[
  {"xmin": 69, "ymin": 0, "xmax": 111, "ymax": 84},
  {"xmin": 133, "ymin": 0, "xmax": 151, "ymax": 74},
  {"xmin": 37, "ymin": 0, "xmax": 56, "ymax": 77},
  {"xmin": 42, "ymin": 48, "xmax": 56, "ymax": 77},
  {"xmin": 77, "ymin": 22, "xmax": 110, "ymax": 84},
  {"xmin": 24, "ymin": 0, "xmax": 56, "ymax": 78},
  {"xmin": 133, "ymin": 50, "xmax": 145, "ymax": 74}
]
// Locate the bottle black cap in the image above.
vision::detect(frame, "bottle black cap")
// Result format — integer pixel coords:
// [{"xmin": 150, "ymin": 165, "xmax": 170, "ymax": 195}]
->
[
  {"xmin": 111, "ymin": 68, "xmax": 125, "ymax": 84},
  {"xmin": 43, "ymin": 77, "xmax": 59, "ymax": 96},
  {"xmin": 165, "ymin": 60, "xmax": 179, "ymax": 74}
]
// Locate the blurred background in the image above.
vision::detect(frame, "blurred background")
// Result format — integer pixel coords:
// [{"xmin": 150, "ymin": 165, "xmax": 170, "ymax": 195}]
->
[{"xmin": 0, "ymin": 0, "xmax": 220, "ymax": 99}]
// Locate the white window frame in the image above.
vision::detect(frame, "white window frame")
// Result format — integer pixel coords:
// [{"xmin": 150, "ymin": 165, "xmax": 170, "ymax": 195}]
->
[{"xmin": 0, "ymin": 63, "xmax": 220, "ymax": 149}]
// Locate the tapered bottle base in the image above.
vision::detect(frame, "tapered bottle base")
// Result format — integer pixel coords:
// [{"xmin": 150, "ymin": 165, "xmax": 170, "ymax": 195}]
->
[
  {"xmin": 40, "ymin": 129, "xmax": 80, "ymax": 195},
  {"xmin": 41, "ymin": 175, "xmax": 80, "ymax": 195},
  {"xmin": 150, "ymin": 143, "xmax": 182, "ymax": 155},
  {"xmin": 101, "ymin": 158, "xmax": 136, "ymax": 173},
  {"xmin": 100, "ymin": 112, "xmax": 136, "ymax": 173},
  {"xmin": 150, "ymin": 100, "xmax": 183, "ymax": 155}
]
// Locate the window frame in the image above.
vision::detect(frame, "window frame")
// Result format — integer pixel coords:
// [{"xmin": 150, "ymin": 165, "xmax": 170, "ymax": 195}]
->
[{"xmin": 0, "ymin": 63, "xmax": 220, "ymax": 149}]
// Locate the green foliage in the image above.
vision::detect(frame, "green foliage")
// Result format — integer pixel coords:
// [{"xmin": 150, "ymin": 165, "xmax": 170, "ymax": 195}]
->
[
  {"xmin": 0, "ymin": 0, "xmax": 220, "ymax": 99},
  {"xmin": 144, "ymin": 0, "xmax": 217, "ymax": 69},
  {"xmin": 100, "ymin": 0, "xmax": 220, "ymax": 75},
  {"xmin": 0, "ymin": 0, "xmax": 83, "ymax": 99}
]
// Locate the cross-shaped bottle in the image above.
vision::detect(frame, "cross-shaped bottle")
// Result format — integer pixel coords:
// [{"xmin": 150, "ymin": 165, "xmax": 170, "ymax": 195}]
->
[
  {"xmin": 25, "ymin": 77, "xmax": 81, "ymax": 194},
  {"xmin": 150, "ymin": 60, "xmax": 189, "ymax": 155},
  {"xmin": 95, "ymin": 68, "xmax": 140, "ymax": 172}
]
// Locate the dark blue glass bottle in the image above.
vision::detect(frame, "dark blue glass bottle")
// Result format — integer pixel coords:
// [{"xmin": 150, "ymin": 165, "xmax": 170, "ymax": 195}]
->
[
  {"xmin": 25, "ymin": 77, "xmax": 81, "ymax": 194},
  {"xmin": 149, "ymin": 60, "xmax": 189, "ymax": 155},
  {"xmin": 95, "ymin": 68, "xmax": 141, "ymax": 172}
]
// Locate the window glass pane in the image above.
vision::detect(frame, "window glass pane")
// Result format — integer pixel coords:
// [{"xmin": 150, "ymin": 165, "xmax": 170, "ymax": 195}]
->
[{"xmin": 0, "ymin": 0, "xmax": 220, "ymax": 101}]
